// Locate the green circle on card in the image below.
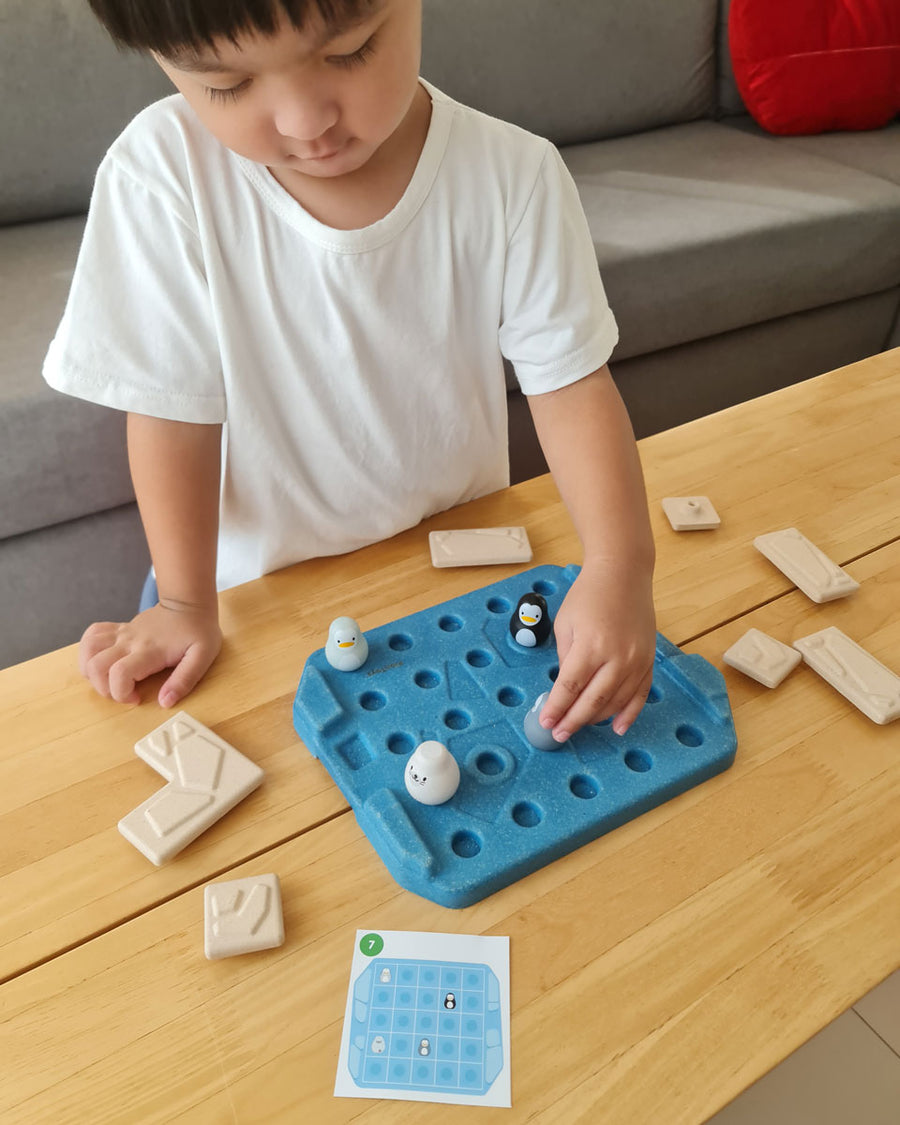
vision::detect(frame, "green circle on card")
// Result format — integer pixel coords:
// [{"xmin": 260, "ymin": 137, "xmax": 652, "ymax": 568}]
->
[{"xmin": 360, "ymin": 933, "xmax": 384, "ymax": 957}]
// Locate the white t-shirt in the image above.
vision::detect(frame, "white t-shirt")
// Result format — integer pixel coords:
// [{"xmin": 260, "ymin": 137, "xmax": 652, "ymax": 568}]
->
[{"xmin": 44, "ymin": 81, "xmax": 618, "ymax": 590}]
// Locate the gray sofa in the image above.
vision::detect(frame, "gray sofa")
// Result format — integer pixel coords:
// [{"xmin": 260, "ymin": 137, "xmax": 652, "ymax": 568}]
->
[{"xmin": 3, "ymin": 0, "xmax": 900, "ymax": 669}]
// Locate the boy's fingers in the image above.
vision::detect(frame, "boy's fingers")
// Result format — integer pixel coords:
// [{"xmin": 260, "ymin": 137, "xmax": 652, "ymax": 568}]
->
[
  {"xmin": 542, "ymin": 654, "xmax": 655, "ymax": 741},
  {"xmin": 83, "ymin": 643, "xmax": 127, "ymax": 699},
  {"xmin": 158, "ymin": 643, "xmax": 217, "ymax": 709},
  {"xmin": 610, "ymin": 671, "xmax": 655, "ymax": 736},
  {"xmin": 79, "ymin": 623, "xmax": 119, "ymax": 678},
  {"xmin": 541, "ymin": 650, "xmax": 616, "ymax": 738},
  {"xmin": 107, "ymin": 648, "xmax": 170, "ymax": 704}
]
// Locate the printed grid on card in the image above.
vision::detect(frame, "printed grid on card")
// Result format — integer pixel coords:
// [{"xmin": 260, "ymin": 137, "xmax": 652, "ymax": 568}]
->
[{"xmin": 348, "ymin": 959, "xmax": 503, "ymax": 1095}]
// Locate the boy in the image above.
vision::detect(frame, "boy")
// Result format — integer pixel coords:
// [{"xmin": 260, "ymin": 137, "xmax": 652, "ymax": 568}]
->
[{"xmin": 44, "ymin": 0, "xmax": 656, "ymax": 742}]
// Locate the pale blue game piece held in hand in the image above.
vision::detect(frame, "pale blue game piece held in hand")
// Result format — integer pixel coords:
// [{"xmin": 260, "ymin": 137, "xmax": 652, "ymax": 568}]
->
[
  {"xmin": 325, "ymin": 616, "xmax": 369, "ymax": 671},
  {"xmin": 523, "ymin": 691, "xmax": 564, "ymax": 750}
]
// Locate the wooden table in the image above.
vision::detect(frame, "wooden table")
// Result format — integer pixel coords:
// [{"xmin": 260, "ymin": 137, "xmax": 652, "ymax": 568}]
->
[{"xmin": 2, "ymin": 350, "xmax": 899, "ymax": 1123}]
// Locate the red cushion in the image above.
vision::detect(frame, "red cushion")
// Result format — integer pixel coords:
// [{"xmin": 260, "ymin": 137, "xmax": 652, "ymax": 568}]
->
[{"xmin": 729, "ymin": 0, "xmax": 900, "ymax": 134}]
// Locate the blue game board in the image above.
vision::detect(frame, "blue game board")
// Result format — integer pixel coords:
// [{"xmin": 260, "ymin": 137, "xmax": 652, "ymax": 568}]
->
[
  {"xmin": 348, "ymin": 958, "xmax": 503, "ymax": 1096},
  {"xmin": 293, "ymin": 564, "xmax": 737, "ymax": 907}
]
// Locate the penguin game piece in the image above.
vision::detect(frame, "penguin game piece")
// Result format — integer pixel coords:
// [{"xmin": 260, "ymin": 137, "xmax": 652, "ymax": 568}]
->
[
  {"xmin": 324, "ymin": 616, "xmax": 369, "ymax": 671},
  {"xmin": 443, "ymin": 992, "xmax": 456, "ymax": 1009},
  {"xmin": 404, "ymin": 741, "xmax": 460, "ymax": 805},
  {"xmin": 379, "ymin": 967, "xmax": 391, "ymax": 983},
  {"xmin": 509, "ymin": 592, "xmax": 551, "ymax": 647},
  {"xmin": 418, "ymin": 1038, "xmax": 431, "ymax": 1056},
  {"xmin": 371, "ymin": 1035, "xmax": 386, "ymax": 1054},
  {"xmin": 524, "ymin": 691, "xmax": 563, "ymax": 750}
]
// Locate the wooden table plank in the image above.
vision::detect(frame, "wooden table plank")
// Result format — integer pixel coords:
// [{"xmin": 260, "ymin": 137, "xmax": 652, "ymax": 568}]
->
[
  {"xmin": 643, "ymin": 347, "xmax": 900, "ymax": 640},
  {"xmin": 2, "ymin": 350, "xmax": 899, "ymax": 982},
  {"xmin": 3, "ymin": 539, "xmax": 898, "ymax": 1123}
]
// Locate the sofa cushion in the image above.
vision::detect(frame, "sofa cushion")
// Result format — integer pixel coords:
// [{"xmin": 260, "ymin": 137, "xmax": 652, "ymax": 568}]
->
[
  {"xmin": 0, "ymin": 218, "xmax": 134, "ymax": 541},
  {"xmin": 421, "ymin": 0, "xmax": 717, "ymax": 145},
  {"xmin": 562, "ymin": 121, "xmax": 900, "ymax": 360},
  {"xmin": 729, "ymin": 0, "xmax": 900, "ymax": 135},
  {"xmin": 725, "ymin": 117, "xmax": 900, "ymax": 187},
  {"xmin": 0, "ymin": 0, "xmax": 171, "ymax": 223},
  {"xmin": 0, "ymin": 504, "xmax": 149, "ymax": 669}
]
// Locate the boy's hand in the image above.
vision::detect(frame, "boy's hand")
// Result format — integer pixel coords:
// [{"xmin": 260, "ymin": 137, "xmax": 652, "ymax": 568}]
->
[
  {"xmin": 539, "ymin": 561, "xmax": 656, "ymax": 742},
  {"xmin": 79, "ymin": 601, "xmax": 222, "ymax": 708}
]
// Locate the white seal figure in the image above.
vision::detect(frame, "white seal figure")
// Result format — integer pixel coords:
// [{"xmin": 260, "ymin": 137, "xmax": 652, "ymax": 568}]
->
[
  {"xmin": 371, "ymin": 1035, "xmax": 386, "ymax": 1054},
  {"xmin": 324, "ymin": 616, "xmax": 369, "ymax": 671},
  {"xmin": 404, "ymin": 741, "xmax": 460, "ymax": 805}
]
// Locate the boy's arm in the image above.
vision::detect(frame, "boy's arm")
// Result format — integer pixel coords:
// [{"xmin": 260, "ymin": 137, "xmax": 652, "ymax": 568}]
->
[
  {"xmin": 526, "ymin": 365, "xmax": 657, "ymax": 740},
  {"xmin": 80, "ymin": 414, "xmax": 223, "ymax": 707}
]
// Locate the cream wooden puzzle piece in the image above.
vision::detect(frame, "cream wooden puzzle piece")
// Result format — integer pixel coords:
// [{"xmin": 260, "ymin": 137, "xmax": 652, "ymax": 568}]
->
[
  {"xmin": 204, "ymin": 873, "xmax": 285, "ymax": 959},
  {"xmin": 661, "ymin": 496, "xmax": 721, "ymax": 531},
  {"xmin": 429, "ymin": 527, "xmax": 532, "ymax": 567},
  {"xmin": 793, "ymin": 628, "xmax": 900, "ymax": 725},
  {"xmin": 118, "ymin": 712, "xmax": 264, "ymax": 865},
  {"xmin": 753, "ymin": 528, "xmax": 859, "ymax": 603},
  {"xmin": 723, "ymin": 628, "xmax": 801, "ymax": 688}
]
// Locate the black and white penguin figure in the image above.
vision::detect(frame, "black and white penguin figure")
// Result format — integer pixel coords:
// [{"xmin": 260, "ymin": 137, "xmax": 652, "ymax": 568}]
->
[
  {"xmin": 443, "ymin": 992, "xmax": 456, "ymax": 1010},
  {"xmin": 509, "ymin": 592, "xmax": 551, "ymax": 647}
]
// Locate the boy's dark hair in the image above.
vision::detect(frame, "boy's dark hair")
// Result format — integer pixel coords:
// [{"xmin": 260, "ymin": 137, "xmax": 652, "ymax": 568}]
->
[{"xmin": 87, "ymin": 0, "xmax": 376, "ymax": 57}]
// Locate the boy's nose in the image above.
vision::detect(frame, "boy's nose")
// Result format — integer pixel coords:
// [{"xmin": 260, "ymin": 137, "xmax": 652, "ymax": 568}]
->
[{"xmin": 272, "ymin": 92, "xmax": 340, "ymax": 144}]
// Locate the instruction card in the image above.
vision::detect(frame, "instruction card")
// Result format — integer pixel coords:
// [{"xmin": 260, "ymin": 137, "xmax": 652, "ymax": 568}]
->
[{"xmin": 335, "ymin": 929, "xmax": 511, "ymax": 1106}]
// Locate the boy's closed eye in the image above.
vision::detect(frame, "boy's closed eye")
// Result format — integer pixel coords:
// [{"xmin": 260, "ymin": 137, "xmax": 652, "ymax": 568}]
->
[{"xmin": 202, "ymin": 32, "xmax": 380, "ymax": 103}]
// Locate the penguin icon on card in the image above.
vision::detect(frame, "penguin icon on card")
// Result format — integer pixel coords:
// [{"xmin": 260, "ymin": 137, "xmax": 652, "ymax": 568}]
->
[
  {"xmin": 325, "ymin": 616, "xmax": 369, "ymax": 671},
  {"xmin": 510, "ymin": 592, "xmax": 551, "ymax": 647}
]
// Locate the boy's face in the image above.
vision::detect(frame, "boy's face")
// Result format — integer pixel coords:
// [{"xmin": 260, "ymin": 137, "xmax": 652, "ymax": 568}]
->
[{"xmin": 155, "ymin": 0, "xmax": 422, "ymax": 184}]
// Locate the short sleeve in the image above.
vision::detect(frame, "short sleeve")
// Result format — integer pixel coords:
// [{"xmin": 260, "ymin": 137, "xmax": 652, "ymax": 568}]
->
[
  {"xmin": 43, "ymin": 154, "xmax": 226, "ymax": 423},
  {"xmin": 498, "ymin": 143, "xmax": 618, "ymax": 395}
]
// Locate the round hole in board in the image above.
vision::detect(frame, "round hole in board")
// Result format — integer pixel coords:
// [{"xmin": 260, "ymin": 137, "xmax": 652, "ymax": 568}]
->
[
  {"xmin": 387, "ymin": 732, "xmax": 415, "ymax": 755},
  {"xmin": 388, "ymin": 633, "xmax": 413, "ymax": 651},
  {"xmin": 414, "ymin": 669, "xmax": 441, "ymax": 689},
  {"xmin": 624, "ymin": 749, "xmax": 653, "ymax": 773},
  {"xmin": 512, "ymin": 801, "xmax": 542, "ymax": 827},
  {"xmin": 359, "ymin": 691, "xmax": 386, "ymax": 711},
  {"xmin": 647, "ymin": 684, "xmax": 662, "ymax": 704},
  {"xmin": 532, "ymin": 579, "xmax": 556, "ymax": 597},
  {"xmin": 569, "ymin": 774, "xmax": 599, "ymax": 800},
  {"xmin": 438, "ymin": 614, "xmax": 463, "ymax": 632},
  {"xmin": 676, "ymin": 724, "xmax": 704, "ymax": 747},
  {"xmin": 451, "ymin": 830, "xmax": 482, "ymax": 858},
  {"xmin": 498, "ymin": 686, "xmax": 524, "ymax": 707},
  {"xmin": 486, "ymin": 596, "xmax": 511, "ymax": 614},
  {"xmin": 466, "ymin": 649, "xmax": 493, "ymax": 668},
  {"xmin": 464, "ymin": 744, "xmax": 514, "ymax": 783},
  {"xmin": 474, "ymin": 750, "xmax": 504, "ymax": 775},
  {"xmin": 444, "ymin": 708, "xmax": 471, "ymax": 730}
]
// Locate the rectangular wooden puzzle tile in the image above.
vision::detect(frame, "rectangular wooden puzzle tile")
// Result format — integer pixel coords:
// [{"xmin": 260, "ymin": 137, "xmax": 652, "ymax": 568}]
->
[
  {"xmin": 793, "ymin": 627, "xmax": 900, "ymax": 724},
  {"xmin": 723, "ymin": 628, "xmax": 801, "ymax": 688},
  {"xmin": 754, "ymin": 528, "xmax": 859, "ymax": 603},
  {"xmin": 429, "ymin": 527, "xmax": 532, "ymax": 568},
  {"xmin": 118, "ymin": 712, "xmax": 264, "ymax": 865},
  {"xmin": 204, "ymin": 873, "xmax": 284, "ymax": 959}
]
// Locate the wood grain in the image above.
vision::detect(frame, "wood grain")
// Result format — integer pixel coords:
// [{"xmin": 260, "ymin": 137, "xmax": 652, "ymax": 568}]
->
[
  {"xmin": 2, "ymin": 539, "xmax": 898, "ymax": 1123},
  {"xmin": 1, "ymin": 350, "xmax": 899, "ymax": 1121}
]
